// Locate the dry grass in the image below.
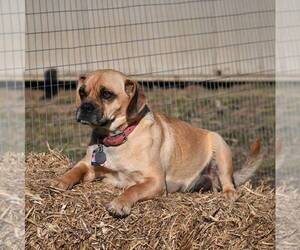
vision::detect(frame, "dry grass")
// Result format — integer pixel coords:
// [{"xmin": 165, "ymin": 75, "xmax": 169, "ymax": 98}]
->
[
  {"xmin": 0, "ymin": 152, "xmax": 24, "ymax": 250},
  {"xmin": 26, "ymin": 150, "xmax": 275, "ymax": 249},
  {"xmin": 276, "ymin": 185, "xmax": 300, "ymax": 250}
]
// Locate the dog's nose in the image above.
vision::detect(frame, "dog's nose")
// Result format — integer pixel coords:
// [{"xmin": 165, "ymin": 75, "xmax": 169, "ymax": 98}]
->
[{"xmin": 81, "ymin": 102, "xmax": 95, "ymax": 113}]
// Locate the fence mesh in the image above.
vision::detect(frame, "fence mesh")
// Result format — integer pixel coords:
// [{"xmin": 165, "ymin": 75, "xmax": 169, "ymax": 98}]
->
[
  {"xmin": 23, "ymin": 0, "xmax": 275, "ymax": 182},
  {"xmin": 276, "ymin": 0, "xmax": 300, "ymax": 184},
  {"xmin": 276, "ymin": 1, "xmax": 300, "ymax": 248},
  {"xmin": 0, "ymin": 0, "xmax": 25, "ymax": 248}
]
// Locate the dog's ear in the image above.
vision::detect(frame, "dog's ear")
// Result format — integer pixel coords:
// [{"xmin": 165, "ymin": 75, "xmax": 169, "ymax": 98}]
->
[
  {"xmin": 125, "ymin": 78, "xmax": 146, "ymax": 123},
  {"xmin": 76, "ymin": 75, "xmax": 87, "ymax": 107}
]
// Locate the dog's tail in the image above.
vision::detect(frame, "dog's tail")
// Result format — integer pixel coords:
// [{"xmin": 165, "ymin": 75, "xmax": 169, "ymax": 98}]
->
[{"xmin": 233, "ymin": 138, "xmax": 263, "ymax": 186}]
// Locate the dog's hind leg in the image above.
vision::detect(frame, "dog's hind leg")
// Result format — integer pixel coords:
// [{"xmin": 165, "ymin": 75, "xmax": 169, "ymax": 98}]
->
[
  {"xmin": 187, "ymin": 161, "xmax": 221, "ymax": 193},
  {"xmin": 210, "ymin": 132, "xmax": 237, "ymax": 201}
]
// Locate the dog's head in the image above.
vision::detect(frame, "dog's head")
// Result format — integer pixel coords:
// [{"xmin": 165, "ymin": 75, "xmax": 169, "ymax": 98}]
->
[{"xmin": 75, "ymin": 69, "xmax": 146, "ymax": 132}]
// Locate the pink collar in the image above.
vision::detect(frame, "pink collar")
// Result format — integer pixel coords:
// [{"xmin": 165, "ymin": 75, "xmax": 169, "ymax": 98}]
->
[
  {"xmin": 101, "ymin": 105, "xmax": 150, "ymax": 147},
  {"xmin": 102, "ymin": 124, "xmax": 137, "ymax": 147}
]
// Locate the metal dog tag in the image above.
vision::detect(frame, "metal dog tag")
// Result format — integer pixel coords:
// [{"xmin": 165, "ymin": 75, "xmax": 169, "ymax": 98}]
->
[{"xmin": 91, "ymin": 145, "xmax": 106, "ymax": 166}]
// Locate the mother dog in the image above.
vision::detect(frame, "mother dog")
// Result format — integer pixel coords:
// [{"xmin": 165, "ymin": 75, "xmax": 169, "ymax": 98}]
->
[{"xmin": 52, "ymin": 69, "xmax": 261, "ymax": 217}]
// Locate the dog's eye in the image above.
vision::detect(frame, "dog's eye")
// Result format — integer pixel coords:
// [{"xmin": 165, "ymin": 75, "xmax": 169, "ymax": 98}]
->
[
  {"xmin": 101, "ymin": 90, "xmax": 115, "ymax": 100},
  {"xmin": 79, "ymin": 86, "xmax": 87, "ymax": 98}
]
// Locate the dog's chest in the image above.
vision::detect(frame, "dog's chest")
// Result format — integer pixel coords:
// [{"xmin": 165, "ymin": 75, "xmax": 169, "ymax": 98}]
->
[
  {"xmin": 89, "ymin": 145, "xmax": 142, "ymax": 188},
  {"xmin": 102, "ymin": 146, "xmax": 134, "ymax": 171}
]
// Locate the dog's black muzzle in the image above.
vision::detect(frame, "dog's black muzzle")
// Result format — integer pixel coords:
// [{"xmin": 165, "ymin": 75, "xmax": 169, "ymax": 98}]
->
[
  {"xmin": 76, "ymin": 102, "xmax": 109, "ymax": 126},
  {"xmin": 76, "ymin": 102, "xmax": 99, "ymax": 125}
]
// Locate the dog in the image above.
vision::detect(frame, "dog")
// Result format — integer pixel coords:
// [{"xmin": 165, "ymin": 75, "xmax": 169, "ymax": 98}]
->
[{"xmin": 52, "ymin": 69, "xmax": 262, "ymax": 218}]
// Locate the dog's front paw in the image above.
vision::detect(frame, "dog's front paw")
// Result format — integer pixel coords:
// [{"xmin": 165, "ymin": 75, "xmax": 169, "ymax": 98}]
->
[
  {"xmin": 223, "ymin": 188, "xmax": 238, "ymax": 201},
  {"xmin": 106, "ymin": 198, "xmax": 132, "ymax": 218},
  {"xmin": 50, "ymin": 177, "xmax": 73, "ymax": 190}
]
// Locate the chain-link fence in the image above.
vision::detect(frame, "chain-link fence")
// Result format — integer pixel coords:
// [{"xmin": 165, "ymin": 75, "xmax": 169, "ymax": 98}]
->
[
  {"xmin": 0, "ymin": 1, "xmax": 25, "ymax": 249},
  {"xmin": 23, "ymin": 0, "xmax": 275, "ymax": 182},
  {"xmin": 276, "ymin": 0, "xmax": 300, "ymax": 185}
]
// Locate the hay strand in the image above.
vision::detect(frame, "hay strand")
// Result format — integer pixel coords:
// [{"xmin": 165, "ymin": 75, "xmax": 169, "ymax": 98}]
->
[{"xmin": 25, "ymin": 151, "xmax": 275, "ymax": 249}]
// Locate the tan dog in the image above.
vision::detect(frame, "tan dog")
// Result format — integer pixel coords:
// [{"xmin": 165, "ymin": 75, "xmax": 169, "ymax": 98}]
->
[{"xmin": 52, "ymin": 69, "xmax": 262, "ymax": 217}]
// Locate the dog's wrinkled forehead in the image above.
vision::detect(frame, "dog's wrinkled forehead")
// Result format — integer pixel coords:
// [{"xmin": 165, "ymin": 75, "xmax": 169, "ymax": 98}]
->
[{"xmin": 85, "ymin": 70, "xmax": 126, "ymax": 94}]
